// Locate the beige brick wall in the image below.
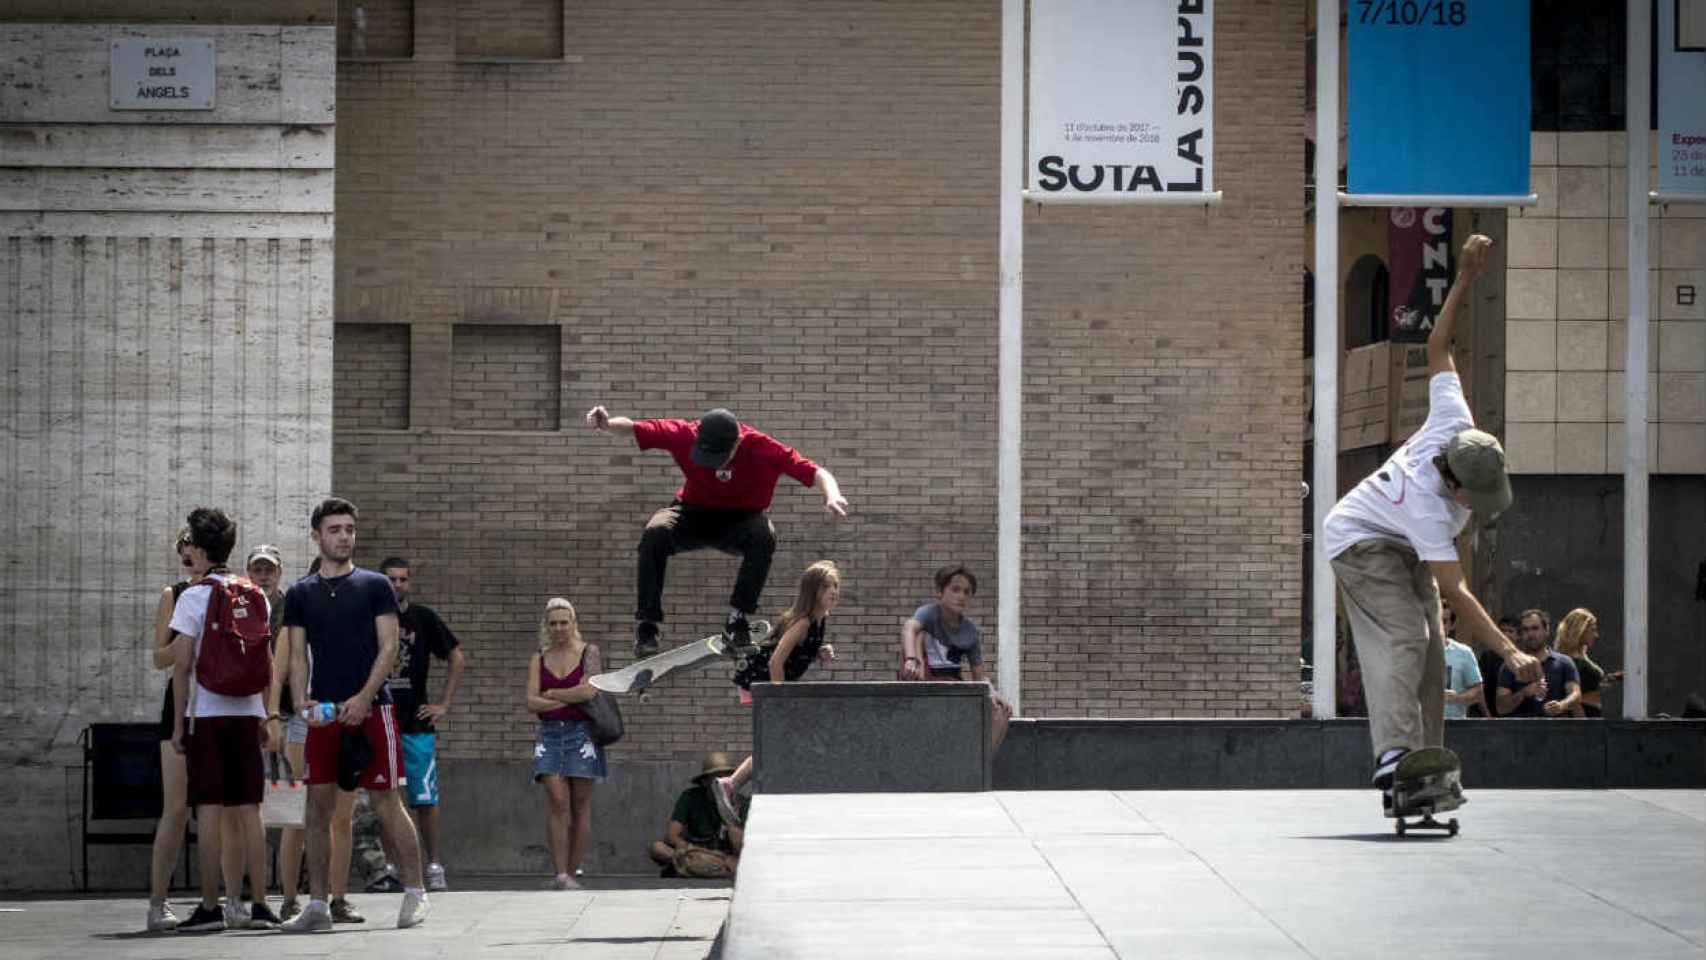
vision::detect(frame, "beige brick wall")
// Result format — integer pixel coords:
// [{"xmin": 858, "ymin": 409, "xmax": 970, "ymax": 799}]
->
[
  {"xmin": 332, "ymin": 0, "xmax": 1305, "ymax": 764},
  {"xmin": 1504, "ymin": 131, "xmax": 1706, "ymax": 475},
  {"xmin": 450, "ymin": 323, "xmax": 561, "ymax": 431},
  {"xmin": 334, "ymin": 323, "xmax": 411, "ymax": 429}
]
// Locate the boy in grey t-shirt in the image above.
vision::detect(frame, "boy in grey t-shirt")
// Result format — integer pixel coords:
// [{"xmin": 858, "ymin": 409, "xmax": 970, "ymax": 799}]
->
[{"xmin": 899, "ymin": 565, "xmax": 1010, "ymax": 749}]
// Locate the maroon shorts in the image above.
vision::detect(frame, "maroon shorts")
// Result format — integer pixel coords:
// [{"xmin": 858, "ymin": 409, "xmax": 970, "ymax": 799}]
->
[
  {"xmin": 304, "ymin": 703, "xmax": 403, "ymax": 791},
  {"xmin": 185, "ymin": 716, "xmax": 264, "ymax": 808}
]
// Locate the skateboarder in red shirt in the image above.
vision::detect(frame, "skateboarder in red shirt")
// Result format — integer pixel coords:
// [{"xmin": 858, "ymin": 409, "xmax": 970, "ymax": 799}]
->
[{"xmin": 586, "ymin": 406, "xmax": 849, "ymax": 658}]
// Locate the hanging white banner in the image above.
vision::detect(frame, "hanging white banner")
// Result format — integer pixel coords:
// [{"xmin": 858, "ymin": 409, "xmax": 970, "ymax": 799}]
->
[
  {"xmin": 1659, "ymin": 0, "xmax": 1706, "ymax": 198},
  {"xmin": 1027, "ymin": 0, "xmax": 1215, "ymax": 201}
]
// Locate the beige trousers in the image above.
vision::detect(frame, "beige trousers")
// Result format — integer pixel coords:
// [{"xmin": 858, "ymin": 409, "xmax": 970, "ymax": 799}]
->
[{"xmin": 1331, "ymin": 539, "xmax": 1446, "ymax": 763}]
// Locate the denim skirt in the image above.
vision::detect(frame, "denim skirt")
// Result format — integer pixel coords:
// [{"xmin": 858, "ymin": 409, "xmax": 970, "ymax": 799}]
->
[{"xmin": 532, "ymin": 719, "xmax": 607, "ymax": 782}]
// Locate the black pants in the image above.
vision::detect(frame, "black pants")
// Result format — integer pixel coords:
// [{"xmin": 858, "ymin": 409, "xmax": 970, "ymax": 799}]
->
[{"xmin": 636, "ymin": 503, "xmax": 777, "ymax": 624}]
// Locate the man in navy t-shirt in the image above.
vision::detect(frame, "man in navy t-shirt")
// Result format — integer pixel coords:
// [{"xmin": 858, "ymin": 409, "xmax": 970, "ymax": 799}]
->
[
  {"xmin": 274, "ymin": 497, "xmax": 429, "ymax": 933},
  {"xmin": 585, "ymin": 405, "xmax": 849, "ymax": 658}
]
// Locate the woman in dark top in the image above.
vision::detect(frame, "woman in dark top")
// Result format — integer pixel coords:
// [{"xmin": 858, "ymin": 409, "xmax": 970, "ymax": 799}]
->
[
  {"xmin": 526, "ymin": 598, "xmax": 605, "ymax": 890},
  {"xmin": 715, "ymin": 561, "xmax": 841, "ymax": 823},
  {"xmin": 1555, "ymin": 608, "xmax": 1621, "ymax": 718},
  {"xmin": 146, "ymin": 530, "xmax": 198, "ymax": 931}
]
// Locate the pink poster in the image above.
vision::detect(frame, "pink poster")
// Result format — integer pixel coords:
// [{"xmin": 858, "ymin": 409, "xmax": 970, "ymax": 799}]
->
[{"xmin": 1386, "ymin": 206, "xmax": 1453, "ymax": 343}]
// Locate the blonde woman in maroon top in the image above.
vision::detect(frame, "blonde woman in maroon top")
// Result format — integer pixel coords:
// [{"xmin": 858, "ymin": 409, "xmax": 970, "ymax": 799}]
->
[{"xmin": 526, "ymin": 598, "xmax": 606, "ymax": 890}]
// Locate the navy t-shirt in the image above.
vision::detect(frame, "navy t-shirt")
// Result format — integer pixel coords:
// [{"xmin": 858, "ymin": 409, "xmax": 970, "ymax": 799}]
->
[
  {"xmin": 1497, "ymin": 650, "xmax": 1580, "ymax": 717},
  {"xmin": 282, "ymin": 567, "xmax": 399, "ymax": 706}
]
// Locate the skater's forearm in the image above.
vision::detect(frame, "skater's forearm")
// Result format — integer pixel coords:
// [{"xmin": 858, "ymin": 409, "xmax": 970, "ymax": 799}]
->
[
  {"xmin": 584, "ymin": 405, "xmax": 635, "ymax": 435},
  {"xmin": 1428, "ymin": 234, "xmax": 1491, "ymax": 376},
  {"xmin": 1431, "ymin": 567, "xmax": 1518, "ymax": 662}
]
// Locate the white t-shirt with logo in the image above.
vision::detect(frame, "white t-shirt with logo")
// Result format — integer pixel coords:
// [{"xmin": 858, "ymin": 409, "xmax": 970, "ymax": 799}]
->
[
  {"xmin": 169, "ymin": 574, "xmax": 268, "ymax": 719},
  {"xmin": 1323, "ymin": 372, "xmax": 1474, "ymax": 563}
]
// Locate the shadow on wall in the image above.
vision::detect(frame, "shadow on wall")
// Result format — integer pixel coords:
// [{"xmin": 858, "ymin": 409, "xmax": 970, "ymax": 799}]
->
[{"xmin": 1496, "ymin": 475, "xmax": 1706, "ymax": 717}]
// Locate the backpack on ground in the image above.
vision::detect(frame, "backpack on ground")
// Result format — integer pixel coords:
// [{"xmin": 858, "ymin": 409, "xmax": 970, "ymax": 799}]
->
[{"xmin": 193, "ymin": 574, "xmax": 273, "ymax": 697}]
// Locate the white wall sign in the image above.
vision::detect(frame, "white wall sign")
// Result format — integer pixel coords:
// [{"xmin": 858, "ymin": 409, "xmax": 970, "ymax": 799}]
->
[
  {"xmin": 1028, "ymin": 0, "xmax": 1214, "ymax": 199},
  {"xmin": 110, "ymin": 38, "xmax": 215, "ymax": 111},
  {"xmin": 1659, "ymin": 0, "xmax": 1706, "ymax": 198}
]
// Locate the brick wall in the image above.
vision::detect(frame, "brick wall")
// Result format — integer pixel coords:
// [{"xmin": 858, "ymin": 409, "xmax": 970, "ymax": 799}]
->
[
  {"xmin": 450, "ymin": 324, "xmax": 561, "ymax": 431},
  {"xmin": 338, "ymin": 0, "xmax": 412, "ymax": 59},
  {"xmin": 332, "ymin": 0, "xmax": 1305, "ymax": 767},
  {"xmin": 453, "ymin": 0, "xmax": 559, "ymax": 59},
  {"xmin": 334, "ymin": 323, "xmax": 411, "ymax": 429}
]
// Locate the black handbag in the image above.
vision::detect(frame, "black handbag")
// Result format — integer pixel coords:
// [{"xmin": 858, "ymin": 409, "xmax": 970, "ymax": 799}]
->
[{"xmin": 582, "ymin": 691, "xmax": 624, "ymax": 747}]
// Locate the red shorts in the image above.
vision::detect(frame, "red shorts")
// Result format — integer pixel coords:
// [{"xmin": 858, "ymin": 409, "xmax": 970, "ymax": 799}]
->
[
  {"xmin": 185, "ymin": 716, "xmax": 264, "ymax": 808},
  {"xmin": 303, "ymin": 703, "xmax": 404, "ymax": 791}
]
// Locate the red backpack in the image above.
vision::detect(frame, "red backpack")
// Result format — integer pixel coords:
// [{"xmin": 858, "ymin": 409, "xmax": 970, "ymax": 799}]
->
[{"xmin": 193, "ymin": 574, "xmax": 273, "ymax": 697}]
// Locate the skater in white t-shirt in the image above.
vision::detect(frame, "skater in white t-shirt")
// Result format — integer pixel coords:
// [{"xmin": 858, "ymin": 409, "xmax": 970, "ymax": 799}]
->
[{"xmin": 1322, "ymin": 233, "xmax": 1541, "ymax": 806}]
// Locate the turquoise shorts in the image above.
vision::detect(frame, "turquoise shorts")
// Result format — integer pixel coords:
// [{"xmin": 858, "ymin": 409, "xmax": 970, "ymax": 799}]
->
[{"xmin": 402, "ymin": 732, "xmax": 438, "ymax": 807}]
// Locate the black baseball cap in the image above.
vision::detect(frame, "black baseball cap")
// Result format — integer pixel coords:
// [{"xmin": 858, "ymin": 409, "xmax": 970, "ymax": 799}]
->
[{"xmin": 690, "ymin": 408, "xmax": 740, "ymax": 467}]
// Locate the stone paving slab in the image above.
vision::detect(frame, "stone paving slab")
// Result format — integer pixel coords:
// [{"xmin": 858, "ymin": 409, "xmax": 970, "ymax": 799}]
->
[
  {"xmin": 0, "ymin": 889, "xmax": 730, "ymax": 960},
  {"xmin": 725, "ymin": 789, "xmax": 1706, "ymax": 960}
]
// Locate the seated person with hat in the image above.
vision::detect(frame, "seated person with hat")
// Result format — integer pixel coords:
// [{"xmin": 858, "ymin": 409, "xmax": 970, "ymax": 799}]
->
[{"xmin": 648, "ymin": 752, "xmax": 749, "ymax": 879}]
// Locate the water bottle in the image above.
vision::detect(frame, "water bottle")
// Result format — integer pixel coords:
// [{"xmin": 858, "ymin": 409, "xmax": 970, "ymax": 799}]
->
[{"xmin": 302, "ymin": 701, "xmax": 336, "ymax": 724}]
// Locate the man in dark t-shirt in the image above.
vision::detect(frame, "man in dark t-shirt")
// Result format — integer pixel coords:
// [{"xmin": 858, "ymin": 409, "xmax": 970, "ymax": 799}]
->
[
  {"xmin": 378, "ymin": 557, "xmax": 464, "ymax": 893},
  {"xmin": 273, "ymin": 497, "xmax": 429, "ymax": 933},
  {"xmin": 586, "ymin": 404, "xmax": 849, "ymax": 659},
  {"xmin": 647, "ymin": 753, "xmax": 748, "ymax": 878},
  {"xmin": 1495, "ymin": 609, "xmax": 1582, "ymax": 718}
]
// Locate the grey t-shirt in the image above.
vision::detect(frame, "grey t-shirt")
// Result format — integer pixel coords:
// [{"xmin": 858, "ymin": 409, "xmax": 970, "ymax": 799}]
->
[{"xmin": 912, "ymin": 602, "xmax": 983, "ymax": 671}]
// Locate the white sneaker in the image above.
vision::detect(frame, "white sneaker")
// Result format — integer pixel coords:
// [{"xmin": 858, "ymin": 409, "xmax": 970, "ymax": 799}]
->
[
  {"xmin": 552, "ymin": 872, "xmax": 581, "ymax": 890},
  {"xmin": 279, "ymin": 900, "xmax": 333, "ymax": 934},
  {"xmin": 712, "ymin": 776, "xmax": 744, "ymax": 827},
  {"xmin": 398, "ymin": 890, "xmax": 430, "ymax": 929},
  {"xmin": 426, "ymin": 862, "xmax": 448, "ymax": 892},
  {"xmin": 146, "ymin": 900, "xmax": 179, "ymax": 932},
  {"xmin": 223, "ymin": 900, "xmax": 251, "ymax": 930}
]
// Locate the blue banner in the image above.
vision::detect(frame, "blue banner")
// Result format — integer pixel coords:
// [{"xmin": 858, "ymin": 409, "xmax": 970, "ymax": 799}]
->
[{"xmin": 1347, "ymin": 0, "xmax": 1530, "ymax": 197}]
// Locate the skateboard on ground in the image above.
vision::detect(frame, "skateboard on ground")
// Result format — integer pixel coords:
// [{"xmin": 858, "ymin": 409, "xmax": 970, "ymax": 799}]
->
[
  {"xmin": 1386, "ymin": 746, "xmax": 1465, "ymax": 836},
  {"xmin": 590, "ymin": 620, "xmax": 772, "ymax": 701}
]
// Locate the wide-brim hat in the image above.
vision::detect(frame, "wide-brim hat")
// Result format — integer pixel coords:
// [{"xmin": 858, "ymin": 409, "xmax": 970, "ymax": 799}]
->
[
  {"xmin": 697, "ymin": 751, "xmax": 737, "ymax": 779},
  {"xmin": 1445, "ymin": 428, "xmax": 1513, "ymax": 520}
]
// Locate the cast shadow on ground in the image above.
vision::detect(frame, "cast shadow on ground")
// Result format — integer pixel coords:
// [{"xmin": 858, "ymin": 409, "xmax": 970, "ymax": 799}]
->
[
  {"xmin": 490, "ymin": 935, "xmax": 713, "ymax": 947},
  {"xmin": 92, "ymin": 929, "xmax": 358, "ymax": 941},
  {"xmin": 1292, "ymin": 833, "xmax": 1456, "ymax": 843}
]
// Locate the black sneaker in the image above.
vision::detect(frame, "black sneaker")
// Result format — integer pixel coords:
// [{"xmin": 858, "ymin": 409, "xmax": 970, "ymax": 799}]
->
[
  {"xmin": 634, "ymin": 621, "xmax": 660, "ymax": 660},
  {"xmin": 178, "ymin": 903, "xmax": 226, "ymax": 933},
  {"xmin": 1371, "ymin": 747, "xmax": 1409, "ymax": 790},
  {"xmin": 365, "ymin": 870, "xmax": 403, "ymax": 894},
  {"xmin": 330, "ymin": 897, "xmax": 366, "ymax": 924},
  {"xmin": 723, "ymin": 615, "xmax": 753, "ymax": 656},
  {"xmin": 249, "ymin": 900, "xmax": 282, "ymax": 929}
]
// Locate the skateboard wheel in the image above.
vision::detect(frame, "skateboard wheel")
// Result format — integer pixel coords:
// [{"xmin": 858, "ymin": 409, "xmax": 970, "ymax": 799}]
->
[
  {"xmin": 1447, "ymin": 819, "xmax": 1459, "ymax": 836},
  {"xmin": 1395, "ymin": 818, "xmax": 1406, "ymax": 836},
  {"xmin": 638, "ymin": 690, "xmax": 652, "ymax": 704}
]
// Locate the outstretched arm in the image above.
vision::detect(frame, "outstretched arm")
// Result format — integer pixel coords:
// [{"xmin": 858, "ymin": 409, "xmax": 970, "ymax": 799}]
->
[
  {"xmin": 585, "ymin": 405, "xmax": 636, "ymax": 436},
  {"xmin": 812, "ymin": 468, "xmax": 848, "ymax": 517},
  {"xmin": 1428, "ymin": 234, "xmax": 1493, "ymax": 376}
]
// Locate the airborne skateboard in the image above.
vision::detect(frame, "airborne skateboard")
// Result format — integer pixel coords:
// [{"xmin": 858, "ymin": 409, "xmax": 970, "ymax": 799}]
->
[
  {"xmin": 590, "ymin": 620, "xmax": 772, "ymax": 701},
  {"xmin": 1386, "ymin": 746, "xmax": 1465, "ymax": 837}
]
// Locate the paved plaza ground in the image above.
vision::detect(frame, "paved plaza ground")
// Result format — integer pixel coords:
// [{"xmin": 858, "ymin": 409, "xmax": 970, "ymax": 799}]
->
[
  {"xmin": 0, "ymin": 885, "xmax": 731, "ymax": 960},
  {"xmin": 4, "ymin": 789, "xmax": 1701, "ymax": 959},
  {"xmin": 726, "ymin": 789, "xmax": 1706, "ymax": 959}
]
